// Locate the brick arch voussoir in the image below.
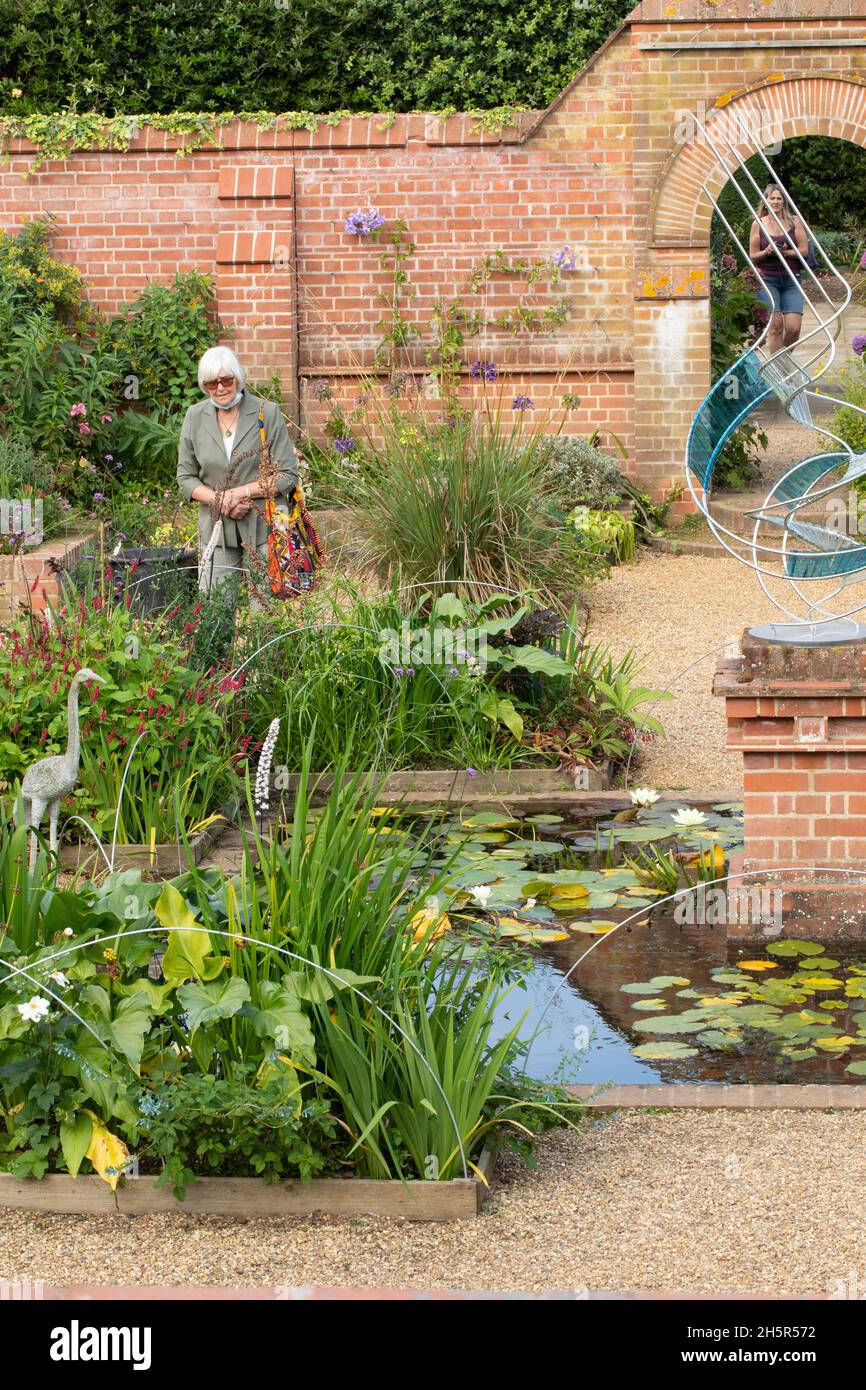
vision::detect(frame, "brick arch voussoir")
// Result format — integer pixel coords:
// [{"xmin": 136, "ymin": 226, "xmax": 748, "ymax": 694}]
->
[{"xmin": 648, "ymin": 73, "xmax": 866, "ymax": 251}]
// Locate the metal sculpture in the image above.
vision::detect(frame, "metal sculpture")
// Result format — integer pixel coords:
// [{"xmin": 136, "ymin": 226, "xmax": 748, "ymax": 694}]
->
[
  {"xmin": 687, "ymin": 105, "xmax": 866, "ymax": 645},
  {"xmin": 19, "ymin": 668, "xmax": 104, "ymax": 870}
]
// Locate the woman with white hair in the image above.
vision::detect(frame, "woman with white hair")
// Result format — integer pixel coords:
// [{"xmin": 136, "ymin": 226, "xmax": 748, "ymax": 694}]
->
[{"xmin": 177, "ymin": 346, "xmax": 298, "ymax": 591}]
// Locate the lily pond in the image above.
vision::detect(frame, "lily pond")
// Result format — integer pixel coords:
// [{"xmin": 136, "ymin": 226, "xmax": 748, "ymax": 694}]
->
[{"xmin": 398, "ymin": 797, "xmax": 866, "ymax": 1087}]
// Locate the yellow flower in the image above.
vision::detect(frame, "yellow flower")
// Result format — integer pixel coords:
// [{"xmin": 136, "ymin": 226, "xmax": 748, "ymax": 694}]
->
[{"xmin": 102, "ymin": 948, "xmax": 117, "ymax": 963}]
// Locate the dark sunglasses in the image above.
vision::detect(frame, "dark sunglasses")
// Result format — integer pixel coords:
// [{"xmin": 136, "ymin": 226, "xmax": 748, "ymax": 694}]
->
[{"xmin": 204, "ymin": 375, "xmax": 236, "ymax": 391}]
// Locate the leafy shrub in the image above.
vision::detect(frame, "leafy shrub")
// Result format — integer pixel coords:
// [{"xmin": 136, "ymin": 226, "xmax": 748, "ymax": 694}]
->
[
  {"xmin": 541, "ymin": 435, "xmax": 625, "ymax": 510},
  {"xmin": 0, "ymin": 214, "xmax": 87, "ymax": 324},
  {"xmin": 102, "ymin": 271, "xmax": 221, "ymax": 420},
  {"xmin": 828, "ymin": 359, "xmax": 866, "ymax": 457}
]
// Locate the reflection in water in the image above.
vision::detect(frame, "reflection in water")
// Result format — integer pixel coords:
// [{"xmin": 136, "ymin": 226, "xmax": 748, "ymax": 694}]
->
[{"xmin": 495, "ymin": 911, "xmax": 866, "ymax": 1086}]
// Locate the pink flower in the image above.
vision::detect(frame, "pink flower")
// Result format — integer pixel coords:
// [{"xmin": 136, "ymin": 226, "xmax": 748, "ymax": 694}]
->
[
  {"xmin": 69, "ymin": 402, "xmax": 87, "ymax": 418},
  {"xmin": 100, "ymin": 414, "xmax": 113, "ymax": 424},
  {"xmin": 78, "ymin": 422, "xmax": 91, "ymax": 436}
]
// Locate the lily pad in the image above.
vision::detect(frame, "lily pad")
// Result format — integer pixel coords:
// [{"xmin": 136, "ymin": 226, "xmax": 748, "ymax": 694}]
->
[
  {"xmin": 620, "ymin": 975, "xmax": 688, "ymax": 994},
  {"xmin": 846, "ymin": 1060, "xmax": 866, "ymax": 1075},
  {"xmin": 631, "ymin": 1041, "xmax": 699, "ymax": 1059},
  {"xmin": 631, "ymin": 999, "xmax": 668, "ymax": 1011},
  {"xmin": 766, "ymin": 939, "xmax": 825, "ymax": 957}
]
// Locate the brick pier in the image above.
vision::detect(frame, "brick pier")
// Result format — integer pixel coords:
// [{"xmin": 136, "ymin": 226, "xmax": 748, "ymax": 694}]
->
[{"xmin": 714, "ymin": 633, "xmax": 866, "ymax": 937}]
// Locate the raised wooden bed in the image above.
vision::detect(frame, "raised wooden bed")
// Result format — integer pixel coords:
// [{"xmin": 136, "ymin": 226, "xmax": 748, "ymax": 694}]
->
[
  {"xmin": 0, "ymin": 1150, "xmax": 494, "ymax": 1222},
  {"xmin": 58, "ymin": 813, "xmax": 228, "ymax": 876},
  {"xmin": 278, "ymin": 766, "xmax": 614, "ymax": 810}
]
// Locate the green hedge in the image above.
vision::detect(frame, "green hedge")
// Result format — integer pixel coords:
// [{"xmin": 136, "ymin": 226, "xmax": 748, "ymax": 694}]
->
[{"xmin": 0, "ymin": 0, "xmax": 632, "ymax": 114}]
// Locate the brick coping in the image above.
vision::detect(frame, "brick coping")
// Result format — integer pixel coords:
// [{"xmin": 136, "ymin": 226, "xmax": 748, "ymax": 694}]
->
[{"xmin": 570, "ymin": 1083, "xmax": 866, "ymax": 1110}]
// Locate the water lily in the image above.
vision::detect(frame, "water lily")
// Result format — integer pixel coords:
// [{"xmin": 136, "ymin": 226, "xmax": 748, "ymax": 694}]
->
[
  {"xmin": 630, "ymin": 787, "xmax": 660, "ymax": 807},
  {"xmin": 17, "ymin": 996, "xmax": 50, "ymax": 1023},
  {"xmin": 471, "ymin": 885, "xmax": 493, "ymax": 908},
  {"xmin": 523, "ymin": 897, "xmax": 537, "ymax": 910},
  {"xmin": 672, "ymin": 807, "xmax": 708, "ymax": 828}
]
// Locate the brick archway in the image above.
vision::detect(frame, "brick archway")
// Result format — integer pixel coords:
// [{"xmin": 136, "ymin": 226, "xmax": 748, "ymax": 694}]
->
[
  {"xmin": 632, "ymin": 73, "xmax": 866, "ymax": 503},
  {"xmin": 650, "ymin": 73, "xmax": 866, "ymax": 249}
]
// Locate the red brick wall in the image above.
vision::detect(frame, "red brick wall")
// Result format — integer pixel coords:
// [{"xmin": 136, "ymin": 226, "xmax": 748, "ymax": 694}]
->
[{"xmin": 2, "ymin": 0, "xmax": 866, "ymax": 497}]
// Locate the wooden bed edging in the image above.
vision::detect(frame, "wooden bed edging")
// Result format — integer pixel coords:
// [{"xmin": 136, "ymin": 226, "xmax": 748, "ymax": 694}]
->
[
  {"xmin": 58, "ymin": 811, "xmax": 229, "ymax": 875},
  {"xmin": 0, "ymin": 1150, "xmax": 495, "ymax": 1223}
]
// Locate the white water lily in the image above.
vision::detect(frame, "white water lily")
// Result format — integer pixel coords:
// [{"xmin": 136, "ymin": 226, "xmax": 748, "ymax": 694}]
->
[
  {"xmin": 630, "ymin": 787, "xmax": 660, "ymax": 807},
  {"xmin": 424, "ymin": 895, "xmax": 442, "ymax": 917},
  {"xmin": 471, "ymin": 885, "xmax": 493, "ymax": 907},
  {"xmin": 17, "ymin": 996, "xmax": 50, "ymax": 1023},
  {"xmin": 49, "ymin": 972, "xmax": 70, "ymax": 988},
  {"xmin": 672, "ymin": 807, "xmax": 708, "ymax": 828},
  {"xmin": 523, "ymin": 898, "xmax": 537, "ymax": 911}
]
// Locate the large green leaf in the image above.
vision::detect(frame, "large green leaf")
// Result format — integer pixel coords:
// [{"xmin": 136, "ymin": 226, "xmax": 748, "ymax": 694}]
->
[
  {"xmin": 110, "ymin": 994, "xmax": 153, "ymax": 1074},
  {"xmin": 248, "ymin": 980, "xmax": 316, "ymax": 1064},
  {"xmin": 176, "ymin": 976, "xmax": 250, "ymax": 1033},
  {"xmin": 60, "ymin": 1112, "xmax": 93, "ymax": 1178},
  {"xmin": 497, "ymin": 644, "xmax": 574, "ymax": 678},
  {"xmin": 285, "ymin": 967, "xmax": 380, "ymax": 1005},
  {"xmin": 157, "ymin": 883, "xmax": 223, "ymax": 986}
]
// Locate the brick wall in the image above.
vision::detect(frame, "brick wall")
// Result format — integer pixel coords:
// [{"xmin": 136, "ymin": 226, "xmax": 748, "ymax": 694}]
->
[{"xmin": 2, "ymin": 0, "xmax": 866, "ymax": 497}]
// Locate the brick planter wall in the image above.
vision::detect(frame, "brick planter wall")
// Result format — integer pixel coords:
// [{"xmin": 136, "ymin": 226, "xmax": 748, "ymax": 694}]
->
[
  {"xmin": 1, "ymin": 2, "xmax": 866, "ymax": 501},
  {"xmin": 715, "ymin": 633, "xmax": 866, "ymax": 937}
]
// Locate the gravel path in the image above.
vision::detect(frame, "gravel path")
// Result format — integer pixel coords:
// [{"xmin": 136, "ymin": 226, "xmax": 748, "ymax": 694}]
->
[
  {"xmin": 2, "ymin": 1112, "xmax": 864, "ymax": 1294},
  {"xmin": 587, "ymin": 549, "xmax": 778, "ymax": 790}
]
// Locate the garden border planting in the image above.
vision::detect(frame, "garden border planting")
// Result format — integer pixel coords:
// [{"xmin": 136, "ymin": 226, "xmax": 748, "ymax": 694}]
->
[{"xmin": 0, "ymin": 1149, "xmax": 495, "ymax": 1222}]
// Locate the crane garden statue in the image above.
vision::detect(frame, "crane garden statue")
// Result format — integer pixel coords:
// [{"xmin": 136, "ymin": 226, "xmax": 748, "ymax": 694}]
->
[{"xmin": 18, "ymin": 667, "xmax": 104, "ymax": 871}]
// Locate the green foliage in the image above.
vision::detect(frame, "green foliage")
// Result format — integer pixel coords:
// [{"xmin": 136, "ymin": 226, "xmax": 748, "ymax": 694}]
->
[
  {"xmin": 827, "ymin": 358, "xmax": 866, "ymax": 457},
  {"xmin": 0, "ymin": 594, "xmax": 234, "ymax": 841},
  {"xmin": 567, "ymin": 506, "xmax": 636, "ymax": 564},
  {"xmin": 0, "ymin": 432, "xmax": 68, "ymax": 543},
  {"xmin": 348, "ymin": 398, "xmax": 600, "ymax": 601},
  {"xmin": 102, "ymin": 271, "xmax": 222, "ymax": 420},
  {"xmin": 0, "ymin": 0, "xmax": 633, "ymax": 117},
  {"xmin": 773, "ymin": 138, "xmax": 866, "ymax": 232},
  {"xmin": 542, "ymin": 435, "xmax": 625, "ymax": 510},
  {"xmin": 0, "ymin": 214, "xmax": 87, "ymax": 323}
]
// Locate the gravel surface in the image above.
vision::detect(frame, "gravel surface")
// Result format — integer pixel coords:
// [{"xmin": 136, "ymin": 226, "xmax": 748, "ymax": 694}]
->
[
  {"xmin": 587, "ymin": 549, "xmax": 777, "ymax": 790},
  {"xmin": 2, "ymin": 1112, "xmax": 864, "ymax": 1294}
]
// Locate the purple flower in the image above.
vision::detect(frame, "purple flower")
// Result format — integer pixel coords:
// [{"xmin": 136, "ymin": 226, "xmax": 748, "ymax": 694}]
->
[
  {"xmin": 334, "ymin": 436, "xmax": 356, "ymax": 455},
  {"xmin": 860, "ymin": 252, "xmax": 866, "ymax": 271},
  {"xmin": 115, "ymin": 461, "xmax": 123, "ymax": 469},
  {"xmin": 552, "ymin": 245, "xmax": 577, "ymax": 271},
  {"xmin": 104, "ymin": 454, "xmax": 113, "ymax": 462},
  {"xmin": 394, "ymin": 667, "xmax": 404, "ymax": 677},
  {"xmin": 853, "ymin": 334, "xmax": 866, "ymax": 357},
  {"xmin": 92, "ymin": 491, "xmax": 105, "ymax": 501},
  {"xmin": 384, "ymin": 374, "xmax": 406, "ymax": 398},
  {"xmin": 344, "ymin": 208, "xmax": 386, "ymax": 237},
  {"xmin": 721, "ymin": 253, "xmax": 737, "ymax": 274},
  {"xmin": 512, "ymin": 395, "xmax": 534, "ymax": 411},
  {"xmin": 465, "ymin": 767, "xmax": 478, "ymax": 778},
  {"xmin": 310, "ymin": 380, "xmax": 332, "ymax": 401},
  {"xmin": 448, "ymin": 667, "xmax": 459, "ymax": 677},
  {"xmin": 469, "ymin": 360, "xmax": 499, "ymax": 382}
]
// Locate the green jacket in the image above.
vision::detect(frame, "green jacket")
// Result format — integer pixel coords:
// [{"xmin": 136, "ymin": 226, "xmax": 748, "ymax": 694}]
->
[{"xmin": 177, "ymin": 391, "xmax": 299, "ymax": 551}]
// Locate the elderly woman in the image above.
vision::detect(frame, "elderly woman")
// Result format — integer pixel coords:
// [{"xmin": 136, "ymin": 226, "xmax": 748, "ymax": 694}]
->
[{"xmin": 177, "ymin": 346, "xmax": 298, "ymax": 592}]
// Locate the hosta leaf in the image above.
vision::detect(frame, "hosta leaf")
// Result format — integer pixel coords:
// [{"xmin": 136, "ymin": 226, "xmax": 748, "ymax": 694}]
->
[
  {"xmin": 60, "ymin": 1112, "xmax": 93, "ymax": 1178},
  {"xmin": 83, "ymin": 1109, "xmax": 129, "ymax": 1191}
]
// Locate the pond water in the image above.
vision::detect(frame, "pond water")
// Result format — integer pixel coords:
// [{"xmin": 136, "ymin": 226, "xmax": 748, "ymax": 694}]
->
[{"xmin": 420, "ymin": 800, "xmax": 866, "ymax": 1087}]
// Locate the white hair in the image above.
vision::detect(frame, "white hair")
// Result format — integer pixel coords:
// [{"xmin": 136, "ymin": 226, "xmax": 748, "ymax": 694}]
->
[{"xmin": 197, "ymin": 345, "xmax": 246, "ymax": 392}]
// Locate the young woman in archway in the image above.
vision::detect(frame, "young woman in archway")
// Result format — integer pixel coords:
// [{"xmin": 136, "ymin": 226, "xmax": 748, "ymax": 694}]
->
[{"xmin": 749, "ymin": 183, "xmax": 809, "ymax": 356}]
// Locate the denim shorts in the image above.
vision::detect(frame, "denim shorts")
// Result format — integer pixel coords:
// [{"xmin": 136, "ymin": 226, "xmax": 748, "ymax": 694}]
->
[{"xmin": 757, "ymin": 278, "xmax": 804, "ymax": 315}]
